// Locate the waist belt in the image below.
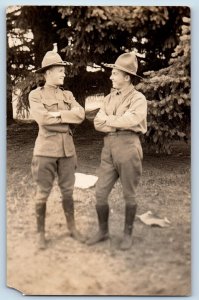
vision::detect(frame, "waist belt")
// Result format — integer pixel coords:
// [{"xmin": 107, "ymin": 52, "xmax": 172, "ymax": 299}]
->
[{"xmin": 106, "ymin": 130, "xmax": 137, "ymax": 136}]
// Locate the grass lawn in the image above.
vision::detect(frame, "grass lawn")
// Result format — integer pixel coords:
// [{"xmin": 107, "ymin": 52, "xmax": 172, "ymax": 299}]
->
[{"xmin": 6, "ymin": 121, "xmax": 191, "ymax": 296}]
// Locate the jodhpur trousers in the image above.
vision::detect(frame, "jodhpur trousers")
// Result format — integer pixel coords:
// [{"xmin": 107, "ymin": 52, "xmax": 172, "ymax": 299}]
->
[
  {"xmin": 95, "ymin": 132, "xmax": 143, "ymax": 205},
  {"xmin": 31, "ymin": 156, "xmax": 76, "ymax": 204}
]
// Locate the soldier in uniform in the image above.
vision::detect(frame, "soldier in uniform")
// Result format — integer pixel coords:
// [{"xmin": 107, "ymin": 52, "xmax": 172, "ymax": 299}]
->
[
  {"xmin": 29, "ymin": 46, "xmax": 85, "ymax": 249},
  {"xmin": 86, "ymin": 52, "xmax": 147, "ymax": 250}
]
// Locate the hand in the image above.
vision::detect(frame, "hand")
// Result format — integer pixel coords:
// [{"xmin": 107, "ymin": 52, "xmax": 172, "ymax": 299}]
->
[
  {"xmin": 49, "ymin": 111, "xmax": 61, "ymax": 117},
  {"xmin": 97, "ymin": 110, "xmax": 108, "ymax": 121},
  {"xmin": 71, "ymin": 107, "xmax": 81, "ymax": 112}
]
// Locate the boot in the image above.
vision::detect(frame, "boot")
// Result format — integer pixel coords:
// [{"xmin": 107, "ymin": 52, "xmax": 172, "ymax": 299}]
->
[
  {"xmin": 87, "ymin": 204, "xmax": 109, "ymax": 245},
  {"xmin": 120, "ymin": 204, "xmax": 137, "ymax": 250},
  {"xmin": 62, "ymin": 198, "xmax": 86, "ymax": 243},
  {"xmin": 35, "ymin": 202, "xmax": 46, "ymax": 250}
]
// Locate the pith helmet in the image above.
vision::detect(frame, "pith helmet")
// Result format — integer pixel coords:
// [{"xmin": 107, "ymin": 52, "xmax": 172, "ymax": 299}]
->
[
  {"xmin": 103, "ymin": 52, "xmax": 142, "ymax": 79},
  {"xmin": 35, "ymin": 43, "xmax": 71, "ymax": 73}
]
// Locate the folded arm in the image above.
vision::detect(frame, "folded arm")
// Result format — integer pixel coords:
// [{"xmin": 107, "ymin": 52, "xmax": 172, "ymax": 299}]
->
[
  {"xmin": 29, "ymin": 91, "xmax": 62, "ymax": 125},
  {"xmin": 105, "ymin": 97, "xmax": 147, "ymax": 129},
  {"xmin": 29, "ymin": 89, "xmax": 85, "ymax": 127},
  {"xmin": 94, "ymin": 109, "xmax": 116, "ymax": 133},
  {"xmin": 60, "ymin": 91, "xmax": 85, "ymax": 124}
]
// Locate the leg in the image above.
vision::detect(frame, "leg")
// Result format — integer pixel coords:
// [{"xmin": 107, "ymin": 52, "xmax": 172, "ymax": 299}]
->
[
  {"xmin": 95, "ymin": 139, "xmax": 119, "ymax": 204},
  {"xmin": 86, "ymin": 204, "xmax": 110, "ymax": 245},
  {"xmin": 35, "ymin": 202, "xmax": 46, "ymax": 249},
  {"xmin": 113, "ymin": 136, "xmax": 142, "ymax": 250},
  {"xmin": 57, "ymin": 156, "xmax": 86, "ymax": 242},
  {"xmin": 87, "ymin": 140, "xmax": 118, "ymax": 245},
  {"xmin": 31, "ymin": 156, "xmax": 57, "ymax": 249},
  {"xmin": 120, "ymin": 204, "xmax": 137, "ymax": 250},
  {"xmin": 118, "ymin": 146, "xmax": 142, "ymax": 204}
]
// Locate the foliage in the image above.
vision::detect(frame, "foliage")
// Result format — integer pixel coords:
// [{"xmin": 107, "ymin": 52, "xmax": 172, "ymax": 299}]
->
[
  {"xmin": 58, "ymin": 6, "xmax": 189, "ymax": 74},
  {"xmin": 7, "ymin": 6, "xmax": 68, "ymax": 122},
  {"xmin": 14, "ymin": 73, "xmax": 44, "ymax": 119},
  {"xmin": 137, "ymin": 17, "xmax": 191, "ymax": 153},
  {"xmin": 7, "ymin": 6, "xmax": 191, "ymax": 152},
  {"xmin": 7, "ymin": 7, "xmax": 34, "ymax": 83},
  {"xmin": 8, "ymin": 6, "xmax": 190, "ymax": 82}
]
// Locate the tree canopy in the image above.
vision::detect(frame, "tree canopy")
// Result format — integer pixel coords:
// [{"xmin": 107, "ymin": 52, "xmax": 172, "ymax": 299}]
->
[
  {"xmin": 7, "ymin": 6, "xmax": 190, "ymax": 152},
  {"xmin": 138, "ymin": 16, "xmax": 190, "ymax": 152}
]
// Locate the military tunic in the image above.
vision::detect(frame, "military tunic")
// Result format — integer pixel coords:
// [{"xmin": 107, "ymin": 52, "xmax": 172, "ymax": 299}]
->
[
  {"xmin": 29, "ymin": 84, "xmax": 85, "ymax": 203},
  {"xmin": 94, "ymin": 84, "xmax": 147, "ymax": 205},
  {"xmin": 29, "ymin": 85, "xmax": 85, "ymax": 157}
]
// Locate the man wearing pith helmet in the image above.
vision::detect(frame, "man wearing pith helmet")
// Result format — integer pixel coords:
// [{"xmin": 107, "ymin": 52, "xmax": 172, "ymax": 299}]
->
[
  {"xmin": 29, "ymin": 44, "xmax": 85, "ymax": 249},
  {"xmin": 87, "ymin": 52, "xmax": 147, "ymax": 250}
]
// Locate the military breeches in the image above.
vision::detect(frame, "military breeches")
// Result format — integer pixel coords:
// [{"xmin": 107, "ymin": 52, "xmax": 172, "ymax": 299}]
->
[
  {"xmin": 31, "ymin": 156, "xmax": 76, "ymax": 204},
  {"xmin": 95, "ymin": 133, "xmax": 143, "ymax": 205}
]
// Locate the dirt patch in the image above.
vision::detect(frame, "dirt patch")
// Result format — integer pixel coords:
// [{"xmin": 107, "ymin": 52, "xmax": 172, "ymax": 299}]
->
[{"xmin": 7, "ymin": 122, "xmax": 191, "ymax": 295}]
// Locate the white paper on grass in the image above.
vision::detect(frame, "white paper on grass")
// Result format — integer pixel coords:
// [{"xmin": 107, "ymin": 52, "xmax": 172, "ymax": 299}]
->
[
  {"xmin": 74, "ymin": 172, "xmax": 98, "ymax": 189},
  {"xmin": 136, "ymin": 211, "xmax": 171, "ymax": 227}
]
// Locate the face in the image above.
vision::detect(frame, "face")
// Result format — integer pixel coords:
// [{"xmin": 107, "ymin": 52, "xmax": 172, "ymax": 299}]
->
[
  {"xmin": 45, "ymin": 66, "xmax": 66, "ymax": 86},
  {"xmin": 110, "ymin": 68, "xmax": 130, "ymax": 90}
]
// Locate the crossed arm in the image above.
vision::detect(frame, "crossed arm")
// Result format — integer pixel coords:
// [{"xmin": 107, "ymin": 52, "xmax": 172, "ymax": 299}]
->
[
  {"xmin": 29, "ymin": 90, "xmax": 85, "ymax": 132},
  {"xmin": 94, "ymin": 96, "xmax": 147, "ymax": 132}
]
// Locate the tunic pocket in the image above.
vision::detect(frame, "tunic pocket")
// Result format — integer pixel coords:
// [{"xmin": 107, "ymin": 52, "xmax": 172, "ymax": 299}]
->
[
  {"xmin": 39, "ymin": 127, "xmax": 57, "ymax": 137},
  {"xmin": 42, "ymin": 98, "xmax": 58, "ymax": 111},
  {"xmin": 43, "ymin": 131, "xmax": 57, "ymax": 137}
]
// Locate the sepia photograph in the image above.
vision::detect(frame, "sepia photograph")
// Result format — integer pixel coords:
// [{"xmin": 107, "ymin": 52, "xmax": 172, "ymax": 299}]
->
[{"xmin": 6, "ymin": 5, "xmax": 191, "ymax": 296}]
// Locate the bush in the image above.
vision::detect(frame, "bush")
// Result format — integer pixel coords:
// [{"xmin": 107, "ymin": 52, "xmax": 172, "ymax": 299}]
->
[{"xmin": 137, "ymin": 17, "xmax": 190, "ymax": 153}]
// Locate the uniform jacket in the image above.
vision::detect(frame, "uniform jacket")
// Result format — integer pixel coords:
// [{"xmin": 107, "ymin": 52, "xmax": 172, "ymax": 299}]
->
[
  {"xmin": 94, "ymin": 84, "xmax": 147, "ymax": 134},
  {"xmin": 29, "ymin": 85, "xmax": 85, "ymax": 157}
]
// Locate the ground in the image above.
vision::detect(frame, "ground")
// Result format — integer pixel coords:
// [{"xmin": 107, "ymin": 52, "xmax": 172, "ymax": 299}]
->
[{"xmin": 6, "ymin": 122, "xmax": 191, "ymax": 296}]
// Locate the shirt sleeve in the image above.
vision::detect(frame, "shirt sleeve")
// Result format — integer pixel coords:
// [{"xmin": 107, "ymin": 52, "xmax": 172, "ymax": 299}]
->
[
  {"xmin": 29, "ymin": 89, "xmax": 62, "ymax": 125},
  {"xmin": 60, "ymin": 91, "xmax": 85, "ymax": 124},
  {"xmin": 94, "ymin": 98, "xmax": 116, "ymax": 133},
  {"xmin": 106, "ymin": 94, "xmax": 147, "ymax": 129}
]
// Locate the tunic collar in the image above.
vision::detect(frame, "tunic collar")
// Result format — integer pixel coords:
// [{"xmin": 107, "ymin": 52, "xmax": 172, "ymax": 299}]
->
[
  {"xmin": 113, "ymin": 84, "xmax": 135, "ymax": 97},
  {"xmin": 44, "ymin": 83, "xmax": 60, "ymax": 90}
]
